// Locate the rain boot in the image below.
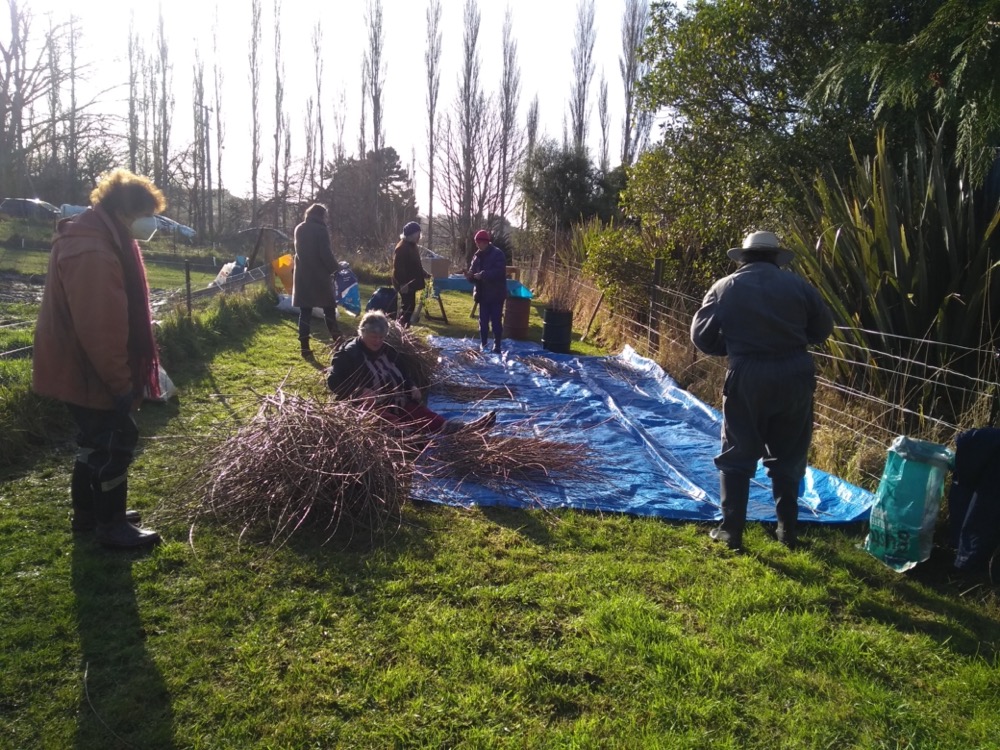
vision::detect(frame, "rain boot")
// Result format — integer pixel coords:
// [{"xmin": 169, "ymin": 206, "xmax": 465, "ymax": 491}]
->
[
  {"xmin": 709, "ymin": 472, "xmax": 748, "ymax": 550},
  {"xmin": 70, "ymin": 461, "xmax": 141, "ymax": 531},
  {"xmin": 94, "ymin": 475, "xmax": 161, "ymax": 549},
  {"xmin": 773, "ymin": 477, "xmax": 800, "ymax": 549},
  {"xmin": 299, "ymin": 337, "xmax": 313, "ymax": 359}
]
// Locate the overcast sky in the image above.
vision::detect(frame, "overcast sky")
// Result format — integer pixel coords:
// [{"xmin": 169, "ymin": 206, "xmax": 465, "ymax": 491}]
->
[{"xmin": 11, "ymin": 0, "xmax": 654, "ymax": 214}]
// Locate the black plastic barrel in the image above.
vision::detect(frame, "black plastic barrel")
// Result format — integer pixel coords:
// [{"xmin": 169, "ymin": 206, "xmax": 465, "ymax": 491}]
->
[{"xmin": 541, "ymin": 308, "xmax": 573, "ymax": 353}]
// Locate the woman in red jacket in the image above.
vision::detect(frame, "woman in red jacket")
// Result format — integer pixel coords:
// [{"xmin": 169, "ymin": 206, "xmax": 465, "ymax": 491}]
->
[{"xmin": 33, "ymin": 168, "xmax": 166, "ymax": 549}]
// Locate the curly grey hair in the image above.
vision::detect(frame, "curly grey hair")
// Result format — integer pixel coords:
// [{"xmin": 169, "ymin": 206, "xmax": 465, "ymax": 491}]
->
[{"xmin": 358, "ymin": 310, "xmax": 390, "ymax": 336}]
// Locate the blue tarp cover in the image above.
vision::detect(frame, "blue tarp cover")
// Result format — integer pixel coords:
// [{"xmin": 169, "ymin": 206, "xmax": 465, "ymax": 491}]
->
[
  {"xmin": 432, "ymin": 276, "xmax": 533, "ymax": 299},
  {"xmin": 420, "ymin": 337, "xmax": 874, "ymax": 523}
]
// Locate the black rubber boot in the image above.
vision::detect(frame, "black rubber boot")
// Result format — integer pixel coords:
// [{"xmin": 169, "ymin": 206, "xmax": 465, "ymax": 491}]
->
[
  {"xmin": 94, "ymin": 476, "xmax": 161, "ymax": 549},
  {"xmin": 70, "ymin": 461, "xmax": 141, "ymax": 531},
  {"xmin": 773, "ymin": 477, "xmax": 800, "ymax": 549},
  {"xmin": 710, "ymin": 472, "xmax": 749, "ymax": 550},
  {"xmin": 299, "ymin": 337, "xmax": 313, "ymax": 359},
  {"xmin": 492, "ymin": 340, "xmax": 502, "ymax": 354}
]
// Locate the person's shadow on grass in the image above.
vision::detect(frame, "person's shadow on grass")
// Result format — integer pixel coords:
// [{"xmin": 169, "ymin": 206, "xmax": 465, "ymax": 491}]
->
[{"xmin": 71, "ymin": 540, "xmax": 176, "ymax": 749}]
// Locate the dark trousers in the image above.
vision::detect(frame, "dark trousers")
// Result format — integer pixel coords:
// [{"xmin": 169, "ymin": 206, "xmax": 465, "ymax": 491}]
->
[
  {"xmin": 298, "ymin": 306, "xmax": 339, "ymax": 341},
  {"xmin": 478, "ymin": 299, "xmax": 505, "ymax": 345},
  {"xmin": 715, "ymin": 354, "xmax": 815, "ymax": 485},
  {"xmin": 67, "ymin": 404, "xmax": 138, "ymax": 493},
  {"xmin": 398, "ymin": 290, "xmax": 418, "ymax": 327}
]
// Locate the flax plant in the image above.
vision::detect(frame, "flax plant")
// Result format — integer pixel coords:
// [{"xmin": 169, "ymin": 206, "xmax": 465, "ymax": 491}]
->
[{"xmin": 788, "ymin": 126, "xmax": 1000, "ymax": 427}]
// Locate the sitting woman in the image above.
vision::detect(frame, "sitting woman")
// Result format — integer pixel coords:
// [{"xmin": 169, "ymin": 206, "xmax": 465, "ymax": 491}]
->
[{"xmin": 327, "ymin": 311, "xmax": 495, "ymax": 435}]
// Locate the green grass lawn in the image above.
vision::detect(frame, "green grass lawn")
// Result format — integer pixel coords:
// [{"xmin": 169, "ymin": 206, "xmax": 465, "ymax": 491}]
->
[
  {"xmin": 1, "ymin": 289, "xmax": 998, "ymax": 749},
  {"xmin": 0, "ymin": 245, "xmax": 218, "ymax": 292}
]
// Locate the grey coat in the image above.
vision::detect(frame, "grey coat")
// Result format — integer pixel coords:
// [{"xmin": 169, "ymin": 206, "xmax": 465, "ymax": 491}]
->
[{"xmin": 292, "ymin": 216, "xmax": 337, "ymax": 308}]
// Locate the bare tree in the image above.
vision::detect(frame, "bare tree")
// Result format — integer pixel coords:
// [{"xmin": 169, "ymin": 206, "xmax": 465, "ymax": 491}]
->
[
  {"xmin": 597, "ymin": 73, "xmax": 609, "ymax": 173},
  {"xmin": 155, "ymin": 8, "xmax": 172, "ymax": 188},
  {"xmin": 497, "ymin": 6, "xmax": 521, "ymax": 233},
  {"xmin": 302, "ymin": 96, "xmax": 315, "ymax": 201},
  {"xmin": 65, "ymin": 15, "xmax": 80, "ymax": 196},
  {"xmin": 192, "ymin": 52, "xmax": 214, "ymax": 237},
  {"xmin": 357, "ymin": 61, "xmax": 367, "ymax": 158},
  {"xmin": 45, "ymin": 17, "xmax": 59, "ymax": 167},
  {"xmin": 521, "ymin": 95, "xmax": 539, "ymax": 232},
  {"xmin": 272, "ymin": 0, "xmax": 284, "ymax": 227},
  {"xmin": 127, "ymin": 15, "xmax": 141, "ymax": 174},
  {"xmin": 569, "ymin": 0, "xmax": 596, "ymax": 154},
  {"xmin": 212, "ymin": 8, "xmax": 225, "ymax": 231},
  {"xmin": 333, "ymin": 86, "xmax": 347, "ymax": 166},
  {"xmin": 454, "ymin": 0, "xmax": 483, "ymax": 261},
  {"xmin": 281, "ymin": 113, "xmax": 292, "ymax": 230},
  {"xmin": 249, "ymin": 0, "xmax": 262, "ymax": 222},
  {"xmin": 311, "ymin": 22, "xmax": 324, "ymax": 195},
  {"xmin": 363, "ymin": 0, "xmax": 386, "ymax": 155},
  {"xmin": 425, "ymin": 0, "xmax": 442, "ymax": 251},
  {"xmin": 619, "ymin": 0, "xmax": 650, "ymax": 166}
]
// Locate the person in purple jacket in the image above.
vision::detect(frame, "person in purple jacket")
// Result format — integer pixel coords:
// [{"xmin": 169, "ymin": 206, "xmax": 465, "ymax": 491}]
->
[
  {"xmin": 466, "ymin": 229, "xmax": 508, "ymax": 353},
  {"xmin": 691, "ymin": 231, "xmax": 833, "ymax": 551}
]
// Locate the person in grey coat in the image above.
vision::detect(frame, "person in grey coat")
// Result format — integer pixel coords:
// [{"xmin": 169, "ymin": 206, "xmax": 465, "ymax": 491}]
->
[
  {"xmin": 293, "ymin": 203, "xmax": 341, "ymax": 358},
  {"xmin": 690, "ymin": 231, "xmax": 833, "ymax": 550}
]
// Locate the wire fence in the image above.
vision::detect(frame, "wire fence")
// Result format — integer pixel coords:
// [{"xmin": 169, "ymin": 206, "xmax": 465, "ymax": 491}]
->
[{"xmin": 549, "ymin": 266, "xmax": 999, "ymax": 488}]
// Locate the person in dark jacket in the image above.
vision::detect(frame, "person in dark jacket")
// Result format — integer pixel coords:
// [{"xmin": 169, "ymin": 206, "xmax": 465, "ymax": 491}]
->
[
  {"xmin": 33, "ymin": 168, "xmax": 166, "ymax": 549},
  {"xmin": 328, "ymin": 311, "xmax": 496, "ymax": 435},
  {"xmin": 293, "ymin": 203, "xmax": 341, "ymax": 358},
  {"xmin": 690, "ymin": 231, "xmax": 833, "ymax": 550},
  {"xmin": 466, "ymin": 229, "xmax": 508, "ymax": 353},
  {"xmin": 391, "ymin": 221, "xmax": 430, "ymax": 328}
]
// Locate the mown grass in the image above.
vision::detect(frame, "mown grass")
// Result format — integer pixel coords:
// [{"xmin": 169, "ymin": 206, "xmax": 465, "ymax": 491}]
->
[{"xmin": 1, "ymin": 287, "xmax": 998, "ymax": 748}]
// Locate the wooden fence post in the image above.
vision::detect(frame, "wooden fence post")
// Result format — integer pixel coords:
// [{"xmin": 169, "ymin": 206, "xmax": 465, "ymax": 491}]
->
[{"xmin": 185, "ymin": 259, "xmax": 192, "ymax": 319}]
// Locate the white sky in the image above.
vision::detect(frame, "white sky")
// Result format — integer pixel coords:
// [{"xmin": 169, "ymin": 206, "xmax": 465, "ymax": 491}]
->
[{"xmin": 11, "ymin": 0, "xmax": 645, "ymax": 215}]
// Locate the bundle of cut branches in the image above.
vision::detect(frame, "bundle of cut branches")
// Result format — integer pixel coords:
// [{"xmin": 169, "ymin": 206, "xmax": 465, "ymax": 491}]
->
[
  {"xmin": 416, "ymin": 421, "xmax": 600, "ymax": 491},
  {"xmin": 515, "ymin": 354, "xmax": 570, "ymax": 378},
  {"xmin": 172, "ymin": 388, "xmax": 415, "ymax": 546},
  {"xmin": 385, "ymin": 322, "xmax": 440, "ymax": 389},
  {"xmin": 432, "ymin": 380, "xmax": 516, "ymax": 402}
]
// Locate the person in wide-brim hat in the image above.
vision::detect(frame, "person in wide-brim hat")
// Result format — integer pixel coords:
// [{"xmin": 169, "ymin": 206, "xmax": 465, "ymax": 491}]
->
[
  {"xmin": 727, "ymin": 230, "xmax": 794, "ymax": 266},
  {"xmin": 691, "ymin": 228, "xmax": 833, "ymax": 553}
]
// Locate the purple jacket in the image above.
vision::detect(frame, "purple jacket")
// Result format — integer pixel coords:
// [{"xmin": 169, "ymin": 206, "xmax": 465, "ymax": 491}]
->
[{"xmin": 467, "ymin": 244, "xmax": 508, "ymax": 305}]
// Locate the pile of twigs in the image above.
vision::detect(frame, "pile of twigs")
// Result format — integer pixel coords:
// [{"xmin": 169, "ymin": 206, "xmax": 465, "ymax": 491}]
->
[
  {"xmin": 385, "ymin": 322, "xmax": 440, "ymax": 389},
  {"xmin": 433, "ymin": 380, "xmax": 516, "ymax": 402},
  {"xmin": 516, "ymin": 354, "xmax": 570, "ymax": 378},
  {"xmin": 173, "ymin": 388, "xmax": 415, "ymax": 546},
  {"xmin": 415, "ymin": 420, "xmax": 600, "ymax": 492}
]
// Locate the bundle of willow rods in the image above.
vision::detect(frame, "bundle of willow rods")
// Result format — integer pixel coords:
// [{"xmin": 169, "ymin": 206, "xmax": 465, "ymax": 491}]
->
[
  {"xmin": 414, "ymin": 420, "xmax": 600, "ymax": 491},
  {"xmin": 384, "ymin": 321, "xmax": 440, "ymax": 389},
  {"xmin": 180, "ymin": 388, "xmax": 415, "ymax": 545}
]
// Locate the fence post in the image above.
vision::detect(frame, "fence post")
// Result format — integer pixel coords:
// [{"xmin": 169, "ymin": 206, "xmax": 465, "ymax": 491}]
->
[
  {"xmin": 185, "ymin": 259, "xmax": 192, "ymax": 319},
  {"xmin": 649, "ymin": 258, "xmax": 664, "ymax": 357}
]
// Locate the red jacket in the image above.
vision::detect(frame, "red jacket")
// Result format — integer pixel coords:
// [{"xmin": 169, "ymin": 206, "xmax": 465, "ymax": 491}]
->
[{"xmin": 33, "ymin": 208, "xmax": 140, "ymax": 410}]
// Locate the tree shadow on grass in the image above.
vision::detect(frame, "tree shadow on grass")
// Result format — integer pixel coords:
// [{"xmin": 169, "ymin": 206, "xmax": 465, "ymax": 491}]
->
[
  {"xmin": 760, "ymin": 526, "xmax": 1000, "ymax": 660},
  {"xmin": 71, "ymin": 540, "xmax": 176, "ymax": 749}
]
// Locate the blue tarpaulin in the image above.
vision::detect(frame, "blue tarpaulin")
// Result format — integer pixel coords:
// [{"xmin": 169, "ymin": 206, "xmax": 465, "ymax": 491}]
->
[
  {"xmin": 432, "ymin": 276, "xmax": 533, "ymax": 299},
  {"xmin": 418, "ymin": 336, "xmax": 874, "ymax": 523}
]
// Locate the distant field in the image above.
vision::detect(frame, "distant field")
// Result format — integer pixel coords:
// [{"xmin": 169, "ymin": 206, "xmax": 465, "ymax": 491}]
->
[{"xmin": 0, "ymin": 246, "xmax": 219, "ymax": 291}]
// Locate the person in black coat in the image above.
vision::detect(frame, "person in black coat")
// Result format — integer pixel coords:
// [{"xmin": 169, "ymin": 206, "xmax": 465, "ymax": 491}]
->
[
  {"xmin": 328, "ymin": 311, "xmax": 495, "ymax": 435},
  {"xmin": 391, "ymin": 221, "xmax": 430, "ymax": 328},
  {"xmin": 293, "ymin": 203, "xmax": 341, "ymax": 358}
]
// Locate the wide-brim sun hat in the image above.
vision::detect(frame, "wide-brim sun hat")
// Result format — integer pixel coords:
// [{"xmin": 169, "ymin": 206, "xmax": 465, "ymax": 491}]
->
[{"xmin": 727, "ymin": 231, "xmax": 794, "ymax": 266}]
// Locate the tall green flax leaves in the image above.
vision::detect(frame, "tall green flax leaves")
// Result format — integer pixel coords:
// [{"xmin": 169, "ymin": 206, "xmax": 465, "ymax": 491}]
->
[{"xmin": 788, "ymin": 126, "xmax": 1000, "ymax": 425}]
